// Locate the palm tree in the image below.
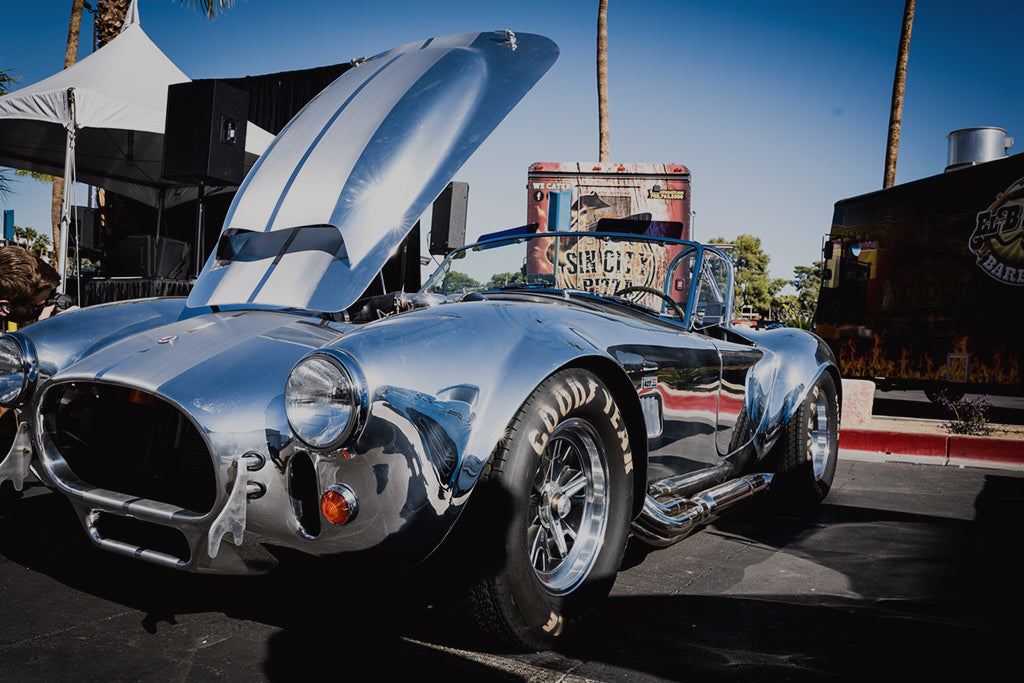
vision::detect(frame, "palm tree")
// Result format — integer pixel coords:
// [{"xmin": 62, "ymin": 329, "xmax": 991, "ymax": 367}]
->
[
  {"xmin": 0, "ymin": 68, "xmax": 15, "ymax": 95},
  {"xmin": 50, "ymin": 0, "xmax": 85, "ymax": 255},
  {"xmin": 883, "ymin": 0, "xmax": 915, "ymax": 188},
  {"xmin": 95, "ymin": 0, "xmax": 236, "ymax": 44},
  {"xmin": 597, "ymin": 0, "xmax": 610, "ymax": 163},
  {"xmin": 0, "ymin": 170, "xmax": 11, "ymax": 202}
]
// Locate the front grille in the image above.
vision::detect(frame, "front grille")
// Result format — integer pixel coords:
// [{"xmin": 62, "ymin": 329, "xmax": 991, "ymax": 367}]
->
[
  {"xmin": 41, "ymin": 382, "xmax": 217, "ymax": 514},
  {"xmin": 92, "ymin": 512, "xmax": 193, "ymax": 564}
]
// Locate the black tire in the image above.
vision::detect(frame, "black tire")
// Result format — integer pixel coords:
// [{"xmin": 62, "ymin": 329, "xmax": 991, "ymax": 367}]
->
[
  {"xmin": 462, "ymin": 368, "xmax": 634, "ymax": 650},
  {"xmin": 773, "ymin": 372, "xmax": 839, "ymax": 508}
]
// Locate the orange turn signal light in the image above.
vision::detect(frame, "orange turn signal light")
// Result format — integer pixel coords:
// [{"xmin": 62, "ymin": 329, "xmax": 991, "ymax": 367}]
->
[{"xmin": 321, "ymin": 485, "xmax": 358, "ymax": 526}]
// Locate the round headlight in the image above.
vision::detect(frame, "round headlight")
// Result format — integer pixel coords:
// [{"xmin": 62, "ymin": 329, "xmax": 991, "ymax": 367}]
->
[
  {"xmin": 285, "ymin": 353, "xmax": 365, "ymax": 450},
  {"xmin": 0, "ymin": 334, "xmax": 35, "ymax": 407}
]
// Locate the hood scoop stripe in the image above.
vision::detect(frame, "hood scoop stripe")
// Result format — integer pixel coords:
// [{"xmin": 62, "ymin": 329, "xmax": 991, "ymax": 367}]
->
[{"xmin": 187, "ymin": 31, "xmax": 558, "ymax": 314}]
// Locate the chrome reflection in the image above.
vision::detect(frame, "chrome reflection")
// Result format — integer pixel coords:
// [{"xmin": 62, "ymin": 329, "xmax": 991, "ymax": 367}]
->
[
  {"xmin": 810, "ymin": 388, "xmax": 833, "ymax": 479},
  {"xmin": 634, "ymin": 472, "xmax": 772, "ymax": 547}
]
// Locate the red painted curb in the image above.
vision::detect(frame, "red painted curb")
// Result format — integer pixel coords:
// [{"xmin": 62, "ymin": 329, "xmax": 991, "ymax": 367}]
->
[
  {"xmin": 840, "ymin": 429, "xmax": 947, "ymax": 457},
  {"xmin": 841, "ymin": 427, "xmax": 1024, "ymax": 465},
  {"xmin": 948, "ymin": 435, "xmax": 1024, "ymax": 465}
]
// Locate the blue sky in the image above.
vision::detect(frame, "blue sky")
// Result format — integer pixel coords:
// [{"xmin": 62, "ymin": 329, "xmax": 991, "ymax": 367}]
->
[{"xmin": 3, "ymin": 0, "xmax": 1023, "ymax": 282}]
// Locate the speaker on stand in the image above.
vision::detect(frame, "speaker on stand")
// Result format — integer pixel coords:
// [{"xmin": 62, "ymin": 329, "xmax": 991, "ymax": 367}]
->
[
  {"xmin": 429, "ymin": 181, "xmax": 469, "ymax": 255},
  {"xmin": 162, "ymin": 80, "xmax": 250, "ymax": 276}
]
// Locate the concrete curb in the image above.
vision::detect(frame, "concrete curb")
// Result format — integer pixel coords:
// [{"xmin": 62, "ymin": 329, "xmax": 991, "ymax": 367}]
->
[{"xmin": 840, "ymin": 427, "xmax": 1024, "ymax": 468}]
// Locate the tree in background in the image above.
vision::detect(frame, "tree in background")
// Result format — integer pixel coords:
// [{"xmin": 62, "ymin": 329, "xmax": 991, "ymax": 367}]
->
[
  {"xmin": 708, "ymin": 234, "xmax": 786, "ymax": 317},
  {"xmin": 486, "ymin": 271, "xmax": 527, "ymax": 289},
  {"xmin": 790, "ymin": 261, "xmax": 823, "ymax": 314},
  {"xmin": 95, "ymin": 0, "xmax": 236, "ymax": 44},
  {"xmin": 13, "ymin": 225, "xmax": 52, "ymax": 257},
  {"xmin": 444, "ymin": 271, "xmax": 480, "ymax": 293},
  {"xmin": 47, "ymin": 0, "xmax": 86, "ymax": 258},
  {"xmin": 0, "ymin": 68, "xmax": 14, "ymax": 94},
  {"xmin": 883, "ymin": 0, "xmax": 915, "ymax": 189},
  {"xmin": 597, "ymin": 0, "xmax": 609, "ymax": 162}
]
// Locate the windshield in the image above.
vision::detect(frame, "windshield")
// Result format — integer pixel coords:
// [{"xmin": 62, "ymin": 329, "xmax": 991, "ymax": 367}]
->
[{"xmin": 423, "ymin": 231, "xmax": 733, "ymax": 328}]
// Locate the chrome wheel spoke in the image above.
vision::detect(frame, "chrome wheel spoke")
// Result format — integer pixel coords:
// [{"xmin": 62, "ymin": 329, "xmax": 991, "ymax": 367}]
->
[
  {"xmin": 550, "ymin": 518, "xmax": 569, "ymax": 557},
  {"xmin": 530, "ymin": 526, "xmax": 548, "ymax": 569},
  {"xmin": 529, "ymin": 417, "xmax": 609, "ymax": 594},
  {"xmin": 561, "ymin": 471, "xmax": 586, "ymax": 498}
]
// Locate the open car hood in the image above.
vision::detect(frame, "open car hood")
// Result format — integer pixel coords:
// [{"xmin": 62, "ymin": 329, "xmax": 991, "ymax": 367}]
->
[{"xmin": 187, "ymin": 31, "xmax": 558, "ymax": 313}]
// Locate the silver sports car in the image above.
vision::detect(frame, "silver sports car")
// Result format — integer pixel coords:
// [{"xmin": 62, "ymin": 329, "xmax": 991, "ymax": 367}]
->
[{"xmin": 1, "ymin": 31, "xmax": 840, "ymax": 649}]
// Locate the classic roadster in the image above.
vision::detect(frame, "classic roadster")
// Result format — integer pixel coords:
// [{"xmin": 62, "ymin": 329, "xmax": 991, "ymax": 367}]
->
[{"xmin": 0, "ymin": 31, "xmax": 840, "ymax": 649}]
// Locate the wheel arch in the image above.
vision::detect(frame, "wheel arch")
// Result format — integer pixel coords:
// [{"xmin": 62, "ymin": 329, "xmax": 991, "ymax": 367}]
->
[{"xmin": 554, "ymin": 355, "xmax": 649, "ymax": 520}]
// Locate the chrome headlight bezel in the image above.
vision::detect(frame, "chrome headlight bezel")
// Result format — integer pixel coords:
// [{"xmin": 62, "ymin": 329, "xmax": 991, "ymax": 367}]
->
[
  {"xmin": 0, "ymin": 333, "xmax": 37, "ymax": 408},
  {"xmin": 285, "ymin": 350, "xmax": 367, "ymax": 451}
]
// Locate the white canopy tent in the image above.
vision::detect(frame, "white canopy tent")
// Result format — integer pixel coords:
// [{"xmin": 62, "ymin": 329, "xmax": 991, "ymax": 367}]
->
[{"xmin": 0, "ymin": 0, "xmax": 273, "ymax": 287}]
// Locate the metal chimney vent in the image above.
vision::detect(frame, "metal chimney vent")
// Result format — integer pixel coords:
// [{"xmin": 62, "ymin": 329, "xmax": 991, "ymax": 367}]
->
[{"xmin": 945, "ymin": 127, "xmax": 1014, "ymax": 171}]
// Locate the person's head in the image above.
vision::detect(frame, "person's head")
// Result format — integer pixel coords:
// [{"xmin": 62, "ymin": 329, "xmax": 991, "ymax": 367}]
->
[{"xmin": 0, "ymin": 246, "xmax": 59, "ymax": 324}]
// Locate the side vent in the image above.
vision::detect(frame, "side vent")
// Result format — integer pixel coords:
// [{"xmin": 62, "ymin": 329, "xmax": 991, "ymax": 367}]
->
[{"xmin": 289, "ymin": 451, "xmax": 321, "ymax": 538}]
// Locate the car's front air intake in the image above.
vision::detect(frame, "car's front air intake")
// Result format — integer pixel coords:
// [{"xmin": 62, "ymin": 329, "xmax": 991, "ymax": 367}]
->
[{"xmin": 39, "ymin": 382, "xmax": 217, "ymax": 514}]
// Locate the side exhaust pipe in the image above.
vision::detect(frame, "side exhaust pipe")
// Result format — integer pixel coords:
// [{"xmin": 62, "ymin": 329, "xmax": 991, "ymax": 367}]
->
[{"xmin": 632, "ymin": 472, "xmax": 773, "ymax": 547}]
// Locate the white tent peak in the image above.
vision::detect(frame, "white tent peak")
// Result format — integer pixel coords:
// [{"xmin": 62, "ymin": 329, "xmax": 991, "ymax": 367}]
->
[
  {"xmin": 0, "ymin": 0, "xmax": 274, "ymax": 289},
  {"xmin": 0, "ymin": 6, "xmax": 273, "ymax": 203},
  {"xmin": 123, "ymin": 0, "xmax": 141, "ymax": 33}
]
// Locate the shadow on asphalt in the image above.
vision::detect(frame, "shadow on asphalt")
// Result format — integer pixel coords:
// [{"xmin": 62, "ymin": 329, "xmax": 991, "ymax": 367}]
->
[{"xmin": 2, "ymin": 476, "xmax": 1021, "ymax": 681}]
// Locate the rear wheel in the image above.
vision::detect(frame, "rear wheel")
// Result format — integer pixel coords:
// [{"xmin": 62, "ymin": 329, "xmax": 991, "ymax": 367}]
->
[
  {"xmin": 773, "ymin": 372, "xmax": 839, "ymax": 507},
  {"xmin": 462, "ymin": 368, "xmax": 634, "ymax": 650}
]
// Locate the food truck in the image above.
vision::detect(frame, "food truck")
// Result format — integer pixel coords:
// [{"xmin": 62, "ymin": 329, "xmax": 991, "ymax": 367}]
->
[
  {"xmin": 813, "ymin": 130, "xmax": 1023, "ymax": 398},
  {"xmin": 523, "ymin": 162, "xmax": 692, "ymax": 303},
  {"xmin": 526, "ymin": 161, "xmax": 691, "ymax": 237}
]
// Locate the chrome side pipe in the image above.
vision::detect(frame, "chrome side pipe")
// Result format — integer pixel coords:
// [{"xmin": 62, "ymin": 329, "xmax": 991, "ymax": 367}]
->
[{"xmin": 633, "ymin": 472, "xmax": 773, "ymax": 547}]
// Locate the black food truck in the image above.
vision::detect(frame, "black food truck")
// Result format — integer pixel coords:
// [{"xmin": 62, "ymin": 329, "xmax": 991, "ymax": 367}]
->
[{"xmin": 813, "ymin": 133, "xmax": 1022, "ymax": 399}]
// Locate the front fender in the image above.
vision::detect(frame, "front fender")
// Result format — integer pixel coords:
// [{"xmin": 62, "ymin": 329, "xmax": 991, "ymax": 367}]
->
[
  {"xmin": 308, "ymin": 300, "xmax": 642, "ymax": 558},
  {"xmin": 739, "ymin": 327, "xmax": 841, "ymax": 459}
]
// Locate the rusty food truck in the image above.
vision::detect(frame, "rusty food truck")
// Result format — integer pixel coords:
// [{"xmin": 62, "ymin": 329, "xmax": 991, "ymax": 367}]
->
[
  {"xmin": 522, "ymin": 162, "xmax": 692, "ymax": 305},
  {"xmin": 813, "ymin": 130, "xmax": 1023, "ymax": 398},
  {"xmin": 526, "ymin": 162, "xmax": 691, "ymax": 238}
]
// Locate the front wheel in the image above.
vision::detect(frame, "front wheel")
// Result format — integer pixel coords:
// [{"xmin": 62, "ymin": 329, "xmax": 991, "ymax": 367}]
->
[
  {"xmin": 461, "ymin": 368, "xmax": 634, "ymax": 650},
  {"xmin": 772, "ymin": 372, "xmax": 839, "ymax": 508}
]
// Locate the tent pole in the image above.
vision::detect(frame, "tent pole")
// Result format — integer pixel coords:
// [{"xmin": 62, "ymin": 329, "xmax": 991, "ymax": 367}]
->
[
  {"xmin": 156, "ymin": 190, "xmax": 164, "ymax": 242},
  {"xmin": 57, "ymin": 88, "xmax": 76, "ymax": 294},
  {"xmin": 194, "ymin": 181, "xmax": 206, "ymax": 277}
]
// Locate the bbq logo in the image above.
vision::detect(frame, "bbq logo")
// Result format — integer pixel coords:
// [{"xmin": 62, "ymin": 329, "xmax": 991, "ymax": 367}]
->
[{"xmin": 970, "ymin": 177, "xmax": 1024, "ymax": 285}]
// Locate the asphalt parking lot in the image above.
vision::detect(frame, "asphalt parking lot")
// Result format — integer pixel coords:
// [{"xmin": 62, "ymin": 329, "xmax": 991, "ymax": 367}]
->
[{"xmin": 2, "ymin": 454, "xmax": 1020, "ymax": 682}]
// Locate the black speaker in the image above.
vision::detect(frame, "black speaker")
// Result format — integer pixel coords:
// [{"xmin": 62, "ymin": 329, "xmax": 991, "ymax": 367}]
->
[
  {"xmin": 162, "ymin": 80, "xmax": 249, "ymax": 185},
  {"xmin": 73, "ymin": 206, "xmax": 97, "ymax": 250},
  {"xmin": 107, "ymin": 234, "xmax": 153, "ymax": 277},
  {"xmin": 154, "ymin": 238, "xmax": 191, "ymax": 279},
  {"xmin": 429, "ymin": 181, "xmax": 469, "ymax": 255}
]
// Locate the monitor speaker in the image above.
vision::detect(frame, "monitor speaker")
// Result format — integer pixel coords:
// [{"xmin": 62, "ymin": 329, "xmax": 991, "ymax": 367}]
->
[
  {"xmin": 154, "ymin": 238, "xmax": 191, "ymax": 279},
  {"xmin": 73, "ymin": 206, "xmax": 98, "ymax": 250},
  {"xmin": 162, "ymin": 80, "xmax": 249, "ymax": 186},
  {"xmin": 429, "ymin": 181, "xmax": 468, "ymax": 255},
  {"xmin": 107, "ymin": 235, "xmax": 153, "ymax": 277}
]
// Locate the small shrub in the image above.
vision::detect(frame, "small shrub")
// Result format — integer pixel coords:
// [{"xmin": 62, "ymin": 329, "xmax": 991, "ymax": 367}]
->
[
  {"xmin": 937, "ymin": 391, "xmax": 992, "ymax": 436},
  {"xmin": 783, "ymin": 313, "xmax": 813, "ymax": 330}
]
